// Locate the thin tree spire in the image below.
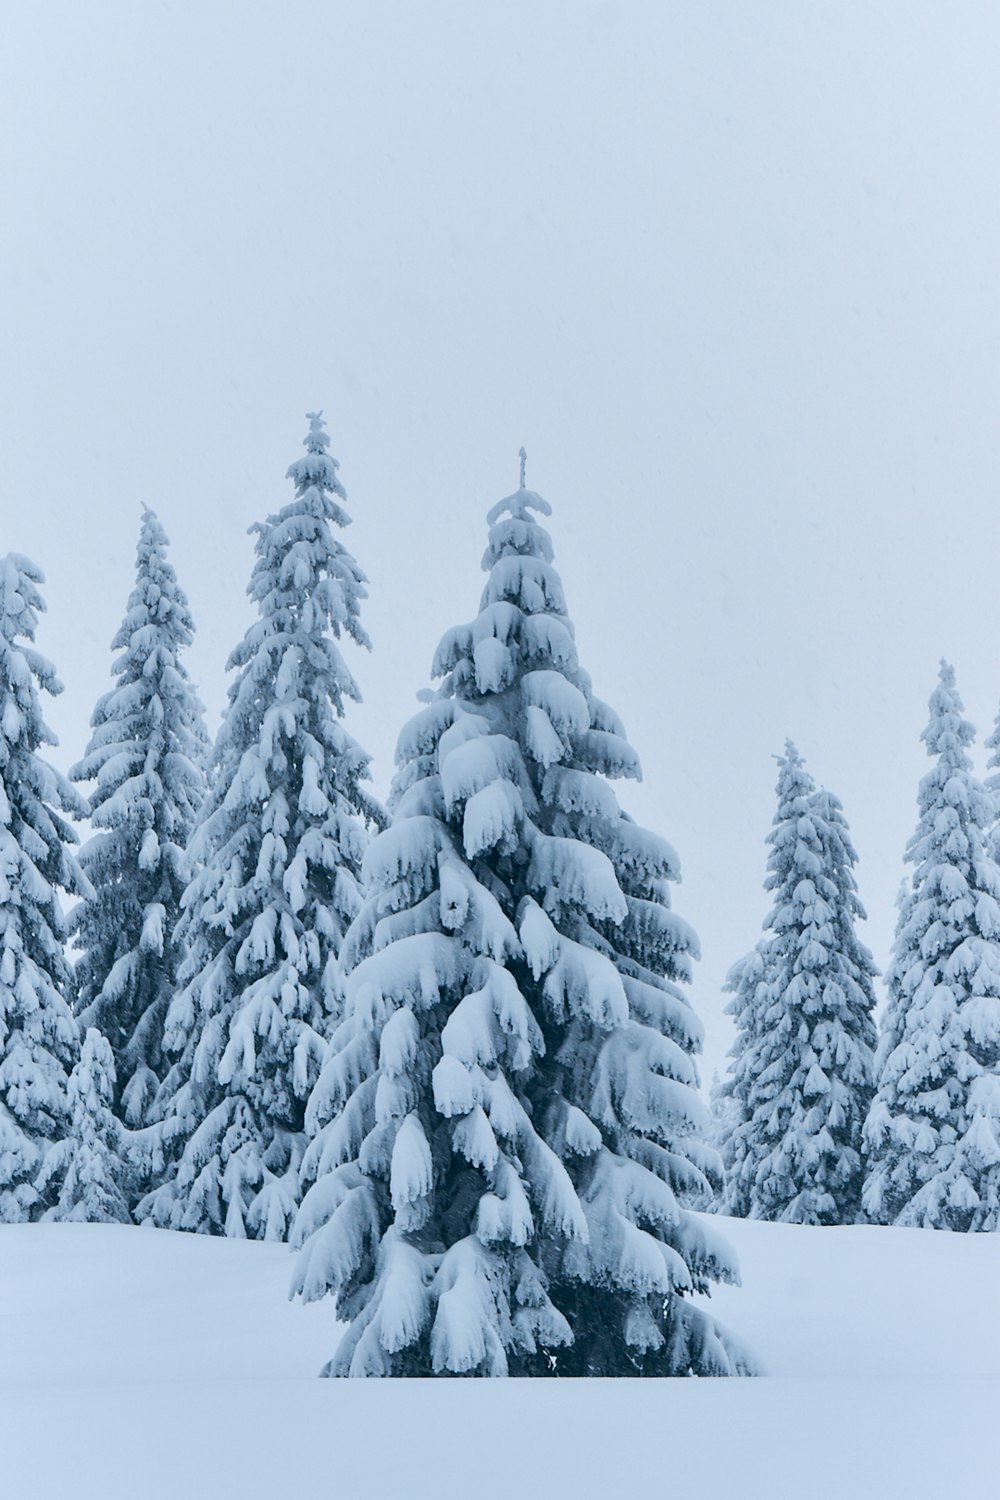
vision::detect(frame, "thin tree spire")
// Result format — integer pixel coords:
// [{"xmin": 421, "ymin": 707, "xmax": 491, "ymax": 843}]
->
[
  {"xmin": 140, "ymin": 413, "xmax": 383, "ymax": 1242},
  {"xmin": 721, "ymin": 742, "xmax": 877, "ymax": 1223},
  {"xmin": 864, "ymin": 662, "xmax": 1000, "ymax": 1229},
  {"xmin": 70, "ymin": 506, "xmax": 209, "ymax": 1130}
]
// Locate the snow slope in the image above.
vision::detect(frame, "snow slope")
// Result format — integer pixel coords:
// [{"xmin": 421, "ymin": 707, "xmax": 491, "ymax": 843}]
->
[{"xmin": 2, "ymin": 1216, "xmax": 999, "ymax": 1498}]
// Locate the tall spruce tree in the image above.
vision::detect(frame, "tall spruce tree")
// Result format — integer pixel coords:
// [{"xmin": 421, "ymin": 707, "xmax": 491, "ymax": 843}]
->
[
  {"xmin": 292, "ymin": 480, "xmax": 751, "ymax": 1378},
  {"xmin": 720, "ymin": 744, "xmax": 877, "ymax": 1223},
  {"xmin": 0, "ymin": 554, "xmax": 88, "ymax": 1220},
  {"xmin": 864, "ymin": 663, "xmax": 1000, "ymax": 1229},
  {"xmin": 140, "ymin": 414, "xmax": 382, "ymax": 1241},
  {"xmin": 70, "ymin": 507, "xmax": 209, "ymax": 1128}
]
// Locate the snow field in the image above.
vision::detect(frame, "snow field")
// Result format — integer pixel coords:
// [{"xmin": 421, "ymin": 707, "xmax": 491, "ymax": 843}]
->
[{"xmin": 4, "ymin": 1216, "xmax": 1000, "ymax": 1499}]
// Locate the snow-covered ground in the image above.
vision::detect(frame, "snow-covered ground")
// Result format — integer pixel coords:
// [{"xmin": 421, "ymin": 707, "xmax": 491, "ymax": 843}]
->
[{"xmin": 3, "ymin": 1216, "xmax": 998, "ymax": 1499}]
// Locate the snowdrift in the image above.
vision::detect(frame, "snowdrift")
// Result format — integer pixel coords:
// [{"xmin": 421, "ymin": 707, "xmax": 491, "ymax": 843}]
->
[{"xmin": 2, "ymin": 1215, "xmax": 998, "ymax": 1499}]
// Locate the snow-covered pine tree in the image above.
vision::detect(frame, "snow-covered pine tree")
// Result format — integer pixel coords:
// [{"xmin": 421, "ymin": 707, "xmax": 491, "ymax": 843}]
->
[
  {"xmin": 140, "ymin": 413, "xmax": 383, "ymax": 1241},
  {"xmin": 292, "ymin": 480, "xmax": 751, "ymax": 1378},
  {"xmin": 720, "ymin": 743, "xmax": 877, "ymax": 1224},
  {"xmin": 701, "ymin": 1071, "xmax": 738, "ymax": 1210},
  {"xmin": 37, "ymin": 1028, "xmax": 131, "ymax": 1222},
  {"xmin": 864, "ymin": 663, "xmax": 1000, "ymax": 1229},
  {"xmin": 984, "ymin": 703, "xmax": 1000, "ymax": 859},
  {"xmin": 70, "ymin": 507, "xmax": 209, "ymax": 1130},
  {"xmin": 0, "ymin": 554, "xmax": 89, "ymax": 1221}
]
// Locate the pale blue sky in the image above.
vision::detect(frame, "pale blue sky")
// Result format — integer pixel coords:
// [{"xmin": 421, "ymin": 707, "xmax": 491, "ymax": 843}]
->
[{"xmin": 3, "ymin": 1, "xmax": 999, "ymax": 1075}]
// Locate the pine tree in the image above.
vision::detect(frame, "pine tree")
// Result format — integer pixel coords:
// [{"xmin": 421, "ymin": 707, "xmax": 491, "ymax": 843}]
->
[
  {"xmin": 702, "ymin": 1071, "xmax": 738, "ymax": 1210},
  {"xmin": 0, "ymin": 554, "xmax": 88, "ymax": 1221},
  {"xmin": 864, "ymin": 662, "xmax": 1000, "ymax": 1229},
  {"xmin": 720, "ymin": 744, "xmax": 877, "ymax": 1223},
  {"xmin": 37, "ymin": 1028, "xmax": 131, "ymax": 1222},
  {"xmin": 984, "ymin": 704, "xmax": 1000, "ymax": 858},
  {"xmin": 140, "ymin": 414, "xmax": 382, "ymax": 1241},
  {"xmin": 70, "ymin": 507, "xmax": 208, "ymax": 1129},
  {"xmin": 292, "ymin": 480, "xmax": 751, "ymax": 1378}
]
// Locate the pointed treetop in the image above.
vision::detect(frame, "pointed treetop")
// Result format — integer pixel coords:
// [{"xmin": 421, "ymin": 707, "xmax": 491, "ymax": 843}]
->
[
  {"xmin": 484, "ymin": 451, "xmax": 552, "ymax": 530},
  {"xmin": 922, "ymin": 658, "xmax": 974, "ymax": 759},
  {"xmin": 304, "ymin": 411, "xmax": 330, "ymax": 454},
  {"xmin": 769, "ymin": 742, "xmax": 810, "ymax": 809},
  {"xmin": 285, "ymin": 412, "xmax": 346, "ymax": 510},
  {"xmin": 136, "ymin": 504, "xmax": 171, "ymax": 555},
  {"xmin": 930, "ymin": 658, "xmax": 961, "ymax": 713}
]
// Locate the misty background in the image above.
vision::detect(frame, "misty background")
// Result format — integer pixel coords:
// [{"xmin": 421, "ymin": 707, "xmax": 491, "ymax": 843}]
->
[{"xmin": 3, "ymin": 1, "xmax": 999, "ymax": 1080}]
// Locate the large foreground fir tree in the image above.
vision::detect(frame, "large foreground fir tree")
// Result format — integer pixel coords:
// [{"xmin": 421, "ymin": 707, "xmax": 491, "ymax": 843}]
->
[
  {"xmin": 720, "ymin": 744, "xmax": 877, "ymax": 1224},
  {"xmin": 292, "ymin": 479, "xmax": 751, "ymax": 1377},
  {"xmin": 864, "ymin": 663, "xmax": 1000, "ymax": 1229},
  {"xmin": 70, "ymin": 507, "xmax": 208, "ymax": 1128},
  {"xmin": 0, "ymin": 554, "xmax": 89, "ymax": 1220},
  {"xmin": 141, "ymin": 414, "xmax": 382, "ymax": 1240}
]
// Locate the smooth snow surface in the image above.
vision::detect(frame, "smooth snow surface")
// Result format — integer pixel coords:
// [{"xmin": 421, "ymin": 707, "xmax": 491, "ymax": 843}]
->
[{"xmin": 3, "ymin": 1217, "xmax": 1000, "ymax": 1498}]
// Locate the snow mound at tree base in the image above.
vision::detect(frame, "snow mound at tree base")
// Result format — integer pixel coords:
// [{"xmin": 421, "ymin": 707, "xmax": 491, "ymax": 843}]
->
[{"xmin": 2, "ymin": 1217, "xmax": 999, "ymax": 1498}]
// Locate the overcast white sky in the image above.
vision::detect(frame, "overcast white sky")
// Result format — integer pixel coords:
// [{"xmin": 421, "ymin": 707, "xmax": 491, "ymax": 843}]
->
[{"xmin": 3, "ymin": 1, "xmax": 1000, "ymax": 1079}]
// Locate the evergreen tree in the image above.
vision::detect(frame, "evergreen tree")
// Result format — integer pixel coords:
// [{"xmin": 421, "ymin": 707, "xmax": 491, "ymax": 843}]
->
[
  {"xmin": 0, "ymin": 554, "xmax": 88, "ymax": 1221},
  {"xmin": 37, "ymin": 1028, "xmax": 131, "ymax": 1222},
  {"xmin": 140, "ymin": 413, "xmax": 382, "ymax": 1241},
  {"xmin": 720, "ymin": 744, "xmax": 877, "ymax": 1224},
  {"xmin": 292, "ymin": 481, "xmax": 751, "ymax": 1377},
  {"xmin": 984, "ymin": 704, "xmax": 1000, "ymax": 858},
  {"xmin": 702, "ymin": 1071, "xmax": 738, "ymax": 1210},
  {"xmin": 864, "ymin": 663, "xmax": 1000, "ymax": 1229},
  {"xmin": 70, "ymin": 507, "xmax": 208, "ymax": 1128}
]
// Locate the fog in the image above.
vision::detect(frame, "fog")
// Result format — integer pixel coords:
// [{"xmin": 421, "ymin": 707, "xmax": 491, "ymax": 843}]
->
[{"xmin": 4, "ymin": 1, "xmax": 999, "ymax": 1076}]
